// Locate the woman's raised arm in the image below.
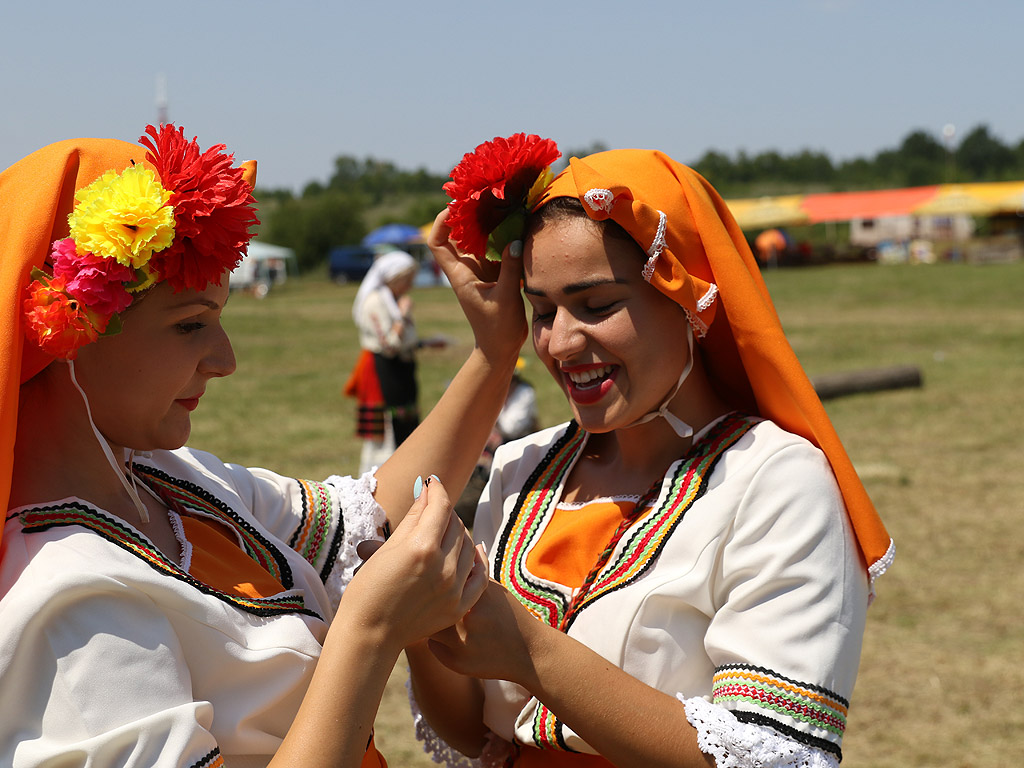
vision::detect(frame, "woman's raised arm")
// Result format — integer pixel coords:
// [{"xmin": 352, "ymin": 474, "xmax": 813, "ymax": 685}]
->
[{"xmin": 372, "ymin": 209, "xmax": 527, "ymax": 524}]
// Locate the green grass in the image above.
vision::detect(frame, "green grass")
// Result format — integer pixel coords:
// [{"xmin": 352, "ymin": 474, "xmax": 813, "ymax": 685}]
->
[{"xmin": 191, "ymin": 261, "xmax": 1024, "ymax": 768}]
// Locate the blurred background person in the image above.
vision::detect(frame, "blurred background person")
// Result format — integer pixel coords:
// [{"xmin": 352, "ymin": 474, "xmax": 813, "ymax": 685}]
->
[{"xmin": 345, "ymin": 250, "xmax": 445, "ymax": 474}]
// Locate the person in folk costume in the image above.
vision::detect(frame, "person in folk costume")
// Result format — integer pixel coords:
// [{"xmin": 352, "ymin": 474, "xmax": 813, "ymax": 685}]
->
[
  {"xmin": 0, "ymin": 125, "xmax": 528, "ymax": 767},
  {"xmin": 406, "ymin": 136, "xmax": 894, "ymax": 768},
  {"xmin": 346, "ymin": 249, "xmax": 445, "ymax": 475}
]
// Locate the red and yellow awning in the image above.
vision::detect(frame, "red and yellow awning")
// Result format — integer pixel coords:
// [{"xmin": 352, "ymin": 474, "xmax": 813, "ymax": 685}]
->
[{"xmin": 724, "ymin": 181, "xmax": 1024, "ymax": 229}]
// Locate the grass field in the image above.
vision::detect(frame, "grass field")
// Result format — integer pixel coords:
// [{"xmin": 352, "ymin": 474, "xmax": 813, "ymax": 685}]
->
[{"xmin": 190, "ymin": 260, "xmax": 1024, "ymax": 768}]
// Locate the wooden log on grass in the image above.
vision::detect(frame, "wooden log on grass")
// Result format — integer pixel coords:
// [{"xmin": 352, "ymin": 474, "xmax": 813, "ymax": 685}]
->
[{"xmin": 811, "ymin": 365, "xmax": 923, "ymax": 400}]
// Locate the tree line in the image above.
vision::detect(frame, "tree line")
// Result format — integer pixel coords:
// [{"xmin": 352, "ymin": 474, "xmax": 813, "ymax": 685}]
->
[{"xmin": 257, "ymin": 124, "xmax": 1024, "ymax": 271}]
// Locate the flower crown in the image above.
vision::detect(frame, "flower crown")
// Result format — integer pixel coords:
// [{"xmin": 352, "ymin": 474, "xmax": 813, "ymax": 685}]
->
[
  {"xmin": 23, "ymin": 124, "xmax": 259, "ymax": 359},
  {"xmin": 444, "ymin": 133, "xmax": 560, "ymax": 260}
]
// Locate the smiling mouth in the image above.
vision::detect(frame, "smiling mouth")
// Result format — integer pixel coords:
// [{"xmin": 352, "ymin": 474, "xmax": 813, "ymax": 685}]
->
[
  {"xmin": 565, "ymin": 365, "xmax": 615, "ymax": 387},
  {"xmin": 563, "ymin": 365, "xmax": 617, "ymax": 405}
]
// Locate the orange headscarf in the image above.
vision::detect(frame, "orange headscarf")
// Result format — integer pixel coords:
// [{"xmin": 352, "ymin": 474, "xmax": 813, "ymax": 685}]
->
[
  {"xmin": 538, "ymin": 150, "xmax": 893, "ymax": 586},
  {"xmin": 0, "ymin": 137, "xmax": 255, "ymax": 542}
]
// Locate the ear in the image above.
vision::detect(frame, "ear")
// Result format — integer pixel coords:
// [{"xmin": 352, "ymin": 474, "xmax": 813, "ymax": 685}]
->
[{"xmin": 240, "ymin": 160, "xmax": 257, "ymax": 189}]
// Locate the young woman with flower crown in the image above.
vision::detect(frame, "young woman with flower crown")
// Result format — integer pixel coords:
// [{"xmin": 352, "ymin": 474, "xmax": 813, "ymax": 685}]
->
[
  {"xmin": 406, "ymin": 136, "xmax": 895, "ymax": 768},
  {"xmin": 0, "ymin": 126, "xmax": 527, "ymax": 767}
]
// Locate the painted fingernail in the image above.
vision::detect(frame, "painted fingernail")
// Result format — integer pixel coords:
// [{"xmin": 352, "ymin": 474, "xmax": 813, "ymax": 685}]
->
[
  {"xmin": 508, "ymin": 240, "xmax": 523, "ymax": 259},
  {"xmin": 413, "ymin": 475, "xmax": 423, "ymax": 499},
  {"xmin": 428, "ymin": 474, "xmax": 440, "ymax": 484}
]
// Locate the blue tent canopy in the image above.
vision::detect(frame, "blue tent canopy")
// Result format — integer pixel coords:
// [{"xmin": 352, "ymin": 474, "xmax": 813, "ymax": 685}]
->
[{"xmin": 361, "ymin": 223, "xmax": 424, "ymax": 247}]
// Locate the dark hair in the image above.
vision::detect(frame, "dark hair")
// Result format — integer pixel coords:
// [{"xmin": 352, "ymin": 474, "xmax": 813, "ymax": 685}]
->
[{"xmin": 527, "ymin": 197, "xmax": 638, "ymax": 248}]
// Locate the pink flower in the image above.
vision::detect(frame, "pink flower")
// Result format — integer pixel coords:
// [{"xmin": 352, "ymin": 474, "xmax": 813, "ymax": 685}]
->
[{"xmin": 50, "ymin": 239, "xmax": 135, "ymax": 316}]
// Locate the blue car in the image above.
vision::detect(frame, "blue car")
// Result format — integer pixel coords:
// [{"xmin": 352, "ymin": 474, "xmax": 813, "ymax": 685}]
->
[{"xmin": 328, "ymin": 245, "xmax": 377, "ymax": 284}]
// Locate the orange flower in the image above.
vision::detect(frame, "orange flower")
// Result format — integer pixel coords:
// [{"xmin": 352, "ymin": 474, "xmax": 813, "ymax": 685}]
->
[
  {"xmin": 23, "ymin": 276, "xmax": 108, "ymax": 359},
  {"xmin": 444, "ymin": 133, "xmax": 560, "ymax": 260}
]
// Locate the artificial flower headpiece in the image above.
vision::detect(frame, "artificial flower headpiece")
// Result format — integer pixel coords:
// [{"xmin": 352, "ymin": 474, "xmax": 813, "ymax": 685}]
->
[
  {"xmin": 533, "ymin": 148, "xmax": 893, "ymax": 589},
  {"xmin": 444, "ymin": 133, "xmax": 560, "ymax": 261},
  {"xmin": 21, "ymin": 124, "xmax": 259, "ymax": 360}
]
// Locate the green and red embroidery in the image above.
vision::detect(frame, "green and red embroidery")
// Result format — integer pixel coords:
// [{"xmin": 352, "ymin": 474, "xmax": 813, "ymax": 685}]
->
[
  {"xmin": 494, "ymin": 414, "xmax": 754, "ymax": 751},
  {"xmin": 713, "ymin": 663, "xmax": 848, "ymax": 740},
  {"xmin": 287, "ymin": 478, "xmax": 340, "ymax": 581},
  {"xmin": 18, "ymin": 494, "xmax": 321, "ymax": 620}
]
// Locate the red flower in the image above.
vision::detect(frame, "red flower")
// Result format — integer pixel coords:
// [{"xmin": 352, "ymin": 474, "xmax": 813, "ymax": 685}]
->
[
  {"xmin": 23, "ymin": 275, "xmax": 107, "ymax": 359},
  {"xmin": 139, "ymin": 124, "xmax": 259, "ymax": 291},
  {"xmin": 444, "ymin": 133, "xmax": 560, "ymax": 259}
]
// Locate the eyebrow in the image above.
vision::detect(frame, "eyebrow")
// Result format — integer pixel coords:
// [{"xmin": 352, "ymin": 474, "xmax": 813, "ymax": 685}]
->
[
  {"xmin": 171, "ymin": 297, "xmax": 225, "ymax": 311},
  {"xmin": 523, "ymin": 277, "xmax": 628, "ymax": 297}
]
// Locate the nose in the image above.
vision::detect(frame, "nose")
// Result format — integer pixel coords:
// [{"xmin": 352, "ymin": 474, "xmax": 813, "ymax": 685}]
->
[
  {"xmin": 200, "ymin": 326, "xmax": 236, "ymax": 378},
  {"xmin": 545, "ymin": 307, "xmax": 587, "ymax": 361}
]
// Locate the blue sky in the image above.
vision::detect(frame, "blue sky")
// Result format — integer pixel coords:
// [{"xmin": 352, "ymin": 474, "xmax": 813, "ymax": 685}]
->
[{"xmin": 2, "ymin": 0, "xmax": 1021, "ymax": 192}]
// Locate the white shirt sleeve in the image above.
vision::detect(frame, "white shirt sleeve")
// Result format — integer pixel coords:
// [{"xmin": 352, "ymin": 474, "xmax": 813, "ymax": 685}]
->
[{"xmin": 0, "ymin": 569, "xmax": 219, "ymax": 767}]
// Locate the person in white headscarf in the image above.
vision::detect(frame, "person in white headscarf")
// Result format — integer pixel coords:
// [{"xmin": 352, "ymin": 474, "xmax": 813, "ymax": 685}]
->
[{"xmin": 346, "ymin": 250, "xmax": 444, "ymax": 474}]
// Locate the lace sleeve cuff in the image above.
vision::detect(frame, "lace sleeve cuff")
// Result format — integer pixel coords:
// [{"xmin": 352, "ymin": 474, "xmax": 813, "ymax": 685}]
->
[
  {"xmin": 322, "ymin": 471, "xmax": 386, "ymax": 608},
  {"xmin": 681, "ymin": 696, "xmax": 840, "ymax": 768}
]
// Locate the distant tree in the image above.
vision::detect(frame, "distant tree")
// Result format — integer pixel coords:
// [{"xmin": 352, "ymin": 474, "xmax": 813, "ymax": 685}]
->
[
  {"xmin": 263, "ymin": 192, "xmax": 367, "ymax": 271},
  {"xmin": 554, "ymin": 142, "xmax": 610, "ymax": 172},
  {"xmin": 692, "ymin": 150, "xmax": 735, "ymax": 187},
  {"xmin": 957, "ymin": 125, "xmax": 1016, "ymax": 181},
  {"xmin": 787, "ymin": 149, "xmax": 835, "ymax": 185}
]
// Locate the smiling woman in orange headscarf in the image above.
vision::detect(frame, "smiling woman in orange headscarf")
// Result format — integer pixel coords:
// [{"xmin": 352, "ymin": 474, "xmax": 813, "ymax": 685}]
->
[
  {"xmin": 0, "ymin": 126, "xmax": 529, "ymax": 768},
  {"xmin": 406, "ymin": 138, "xmax": 893, "ymax": 768}
]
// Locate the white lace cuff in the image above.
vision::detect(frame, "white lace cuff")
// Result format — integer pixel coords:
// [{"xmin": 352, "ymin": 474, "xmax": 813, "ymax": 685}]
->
[
  {"xmin": 681, "ymin": 696, "xmax": 840, "ymax": 768},
  {"xmin": 405, "ymin": 678, "xmax": 484, "ymax": 768},
  {"xmin": 323, "ymin": 471, "xmax": 386, "ymax": 609}
]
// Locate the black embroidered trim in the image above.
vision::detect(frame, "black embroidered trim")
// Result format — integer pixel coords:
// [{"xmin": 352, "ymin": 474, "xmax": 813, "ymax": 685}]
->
[
  {"xmin": 19, "ymin": 502, "xmax": 323, "ymax": 621},
  {"xmin": 732, "ymin": 710, "xmax": 843, "ymax": 760},
  {"xmin": 187, "ymin": 747, "xmax": 223, "ymax": 768},
  {"xmin": 492, "ymin": 420, "xmax": 580, "ymax": 581},
  {"xmin": 319, "ymin": 497, "xmax": 347, "ymax": 584},
  {"xmin": 133, "ymin": 463, "xmax": 296, "ymax": 590}
]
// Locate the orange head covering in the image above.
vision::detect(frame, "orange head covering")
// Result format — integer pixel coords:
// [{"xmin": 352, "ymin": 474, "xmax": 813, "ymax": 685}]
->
[
  {"xmin": 537, "ymin": 149, "xmax": 893, "ymax": 588},
  {"xmin": 1, "ymin": 128, "xmax": 257, "ymax": 535}
]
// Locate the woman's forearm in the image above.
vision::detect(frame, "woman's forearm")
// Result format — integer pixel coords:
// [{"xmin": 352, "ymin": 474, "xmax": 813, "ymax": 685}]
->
[
  {"xmin": 521, "ymin": 623, "xmax": 715, "ymax": 768},
  {"xmin": 406, "ymin": 640, "xmax": 489, "ymax": 757},
  {"xmin": 374, "ymin": 347, "xmax": 516, "ymax": 524},
  {"xmin": 270, "ymin": 614, "xmax": 400, "ymax": 768}
]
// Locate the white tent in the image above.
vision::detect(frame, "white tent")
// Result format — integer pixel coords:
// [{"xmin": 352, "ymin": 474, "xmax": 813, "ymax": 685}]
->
[{"xmin": 230, "ymin": 240, "xmax": 296, "ymax": 295}]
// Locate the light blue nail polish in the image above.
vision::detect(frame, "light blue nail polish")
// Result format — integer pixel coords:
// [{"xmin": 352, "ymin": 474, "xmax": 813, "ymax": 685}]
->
[
  {"xmin": 413, "ymin": 475, "xmax": 423, "ymax": 499},
  {"xmin": 508, "ymin": 240, "xmax": 523, "ymax": 259},
  {"xmin": 429, "ymin": 474, "xmax": 440, "ymax": 484}
]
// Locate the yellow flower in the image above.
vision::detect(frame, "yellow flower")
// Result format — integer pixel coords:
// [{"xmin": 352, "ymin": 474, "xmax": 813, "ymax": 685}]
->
[{"xmin": 69, "ymin": 165, "xmax": 176, "ymax": 268}]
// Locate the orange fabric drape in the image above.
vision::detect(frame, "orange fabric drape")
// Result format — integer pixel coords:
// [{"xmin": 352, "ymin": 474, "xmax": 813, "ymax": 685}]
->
[{"xmin": 539, "ymin": 150, "xmax": 892, "ymax": 579}]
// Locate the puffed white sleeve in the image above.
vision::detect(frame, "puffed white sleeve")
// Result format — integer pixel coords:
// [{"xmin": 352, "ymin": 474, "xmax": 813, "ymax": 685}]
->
[
  {"xmin": 182, "ymin": 449, "xmax": 386, "ymax": 610},
  {"xmin": 682, "ymin": 441, "xmax": 868, "ymax": 767},
  {"xmin": 0, "ymin": 570, "xmax": 220, "ymax": 768}
]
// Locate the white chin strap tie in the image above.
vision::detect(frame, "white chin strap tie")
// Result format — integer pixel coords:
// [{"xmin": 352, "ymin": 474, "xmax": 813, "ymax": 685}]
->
[
  {"xmin": 623, "ymin": 324, "xmax": 695, "ymax": 439},
  {"xmin": 67, "ymin": 360, "xmax": 151, "ymax": 524}
]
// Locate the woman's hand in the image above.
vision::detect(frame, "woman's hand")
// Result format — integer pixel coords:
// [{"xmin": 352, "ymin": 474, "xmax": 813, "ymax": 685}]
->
[
  {"xmin": 427, "ymin": 208, "xmax": 527, "ymax": 366},
  {"xmin": 427, "ymin": 578, "xmax": 551, "ymax": 690},
  {"xmin": 339, "ymin": 477, "xmax": 488, "ymax": 652}
]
